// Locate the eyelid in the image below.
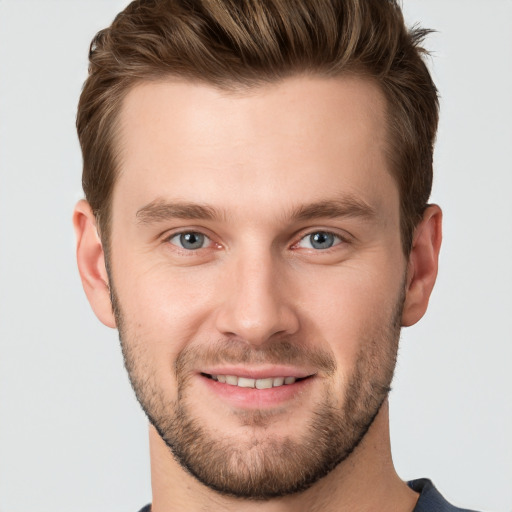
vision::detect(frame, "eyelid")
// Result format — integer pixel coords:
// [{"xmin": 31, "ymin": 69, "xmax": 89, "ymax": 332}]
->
[
  {"xmin": 161, "ymin": 227, "xmax": 219, "ymax": 250},
  {"xmin": 168, "ymin": 232, "xmax": 212, "ymax": 249},
  {"xmin": 298, "ymin": 232, "xmax": 340, "ymax": 249},
  {"xmin": 291, "ymin": 228, "xmax": 353, "ymax": 250},
  {"xmin": 159, "ymin": 226, "xmax": 352, "ymax": 252}
]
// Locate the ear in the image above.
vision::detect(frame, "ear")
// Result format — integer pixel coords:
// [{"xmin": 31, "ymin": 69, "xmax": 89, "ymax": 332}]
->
[
  {"xmin": 73, "ymin": 199, "xmax": 116, "ymax": 328},
  {"xmin": 402, "ymin": 205, "xmax": 442, "ymax": 327}
]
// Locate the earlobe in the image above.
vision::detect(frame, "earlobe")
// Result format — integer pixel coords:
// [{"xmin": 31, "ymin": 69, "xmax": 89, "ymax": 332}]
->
[
  {"xmin": 402, "ymin": 205, "xmax": 442, "ymax": 327},
  {"xmin": 73, "ymin": 199, "xmax": 117, "ymax": 328}
]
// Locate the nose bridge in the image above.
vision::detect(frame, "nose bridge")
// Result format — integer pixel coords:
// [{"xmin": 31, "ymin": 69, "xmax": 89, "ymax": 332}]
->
[{"xmin": 215, "ymin": 243, "xmax": 299, "ymax": 344}]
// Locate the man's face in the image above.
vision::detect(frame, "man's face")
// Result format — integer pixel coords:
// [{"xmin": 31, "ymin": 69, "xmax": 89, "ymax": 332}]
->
[{"xmin": 108, "ymin": 76, "xmax": 407, "ymax": 498}]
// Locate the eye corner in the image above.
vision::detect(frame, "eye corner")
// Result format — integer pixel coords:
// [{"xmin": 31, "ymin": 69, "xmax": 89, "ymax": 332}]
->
[
  {"xmin": 165, "ymin": 230, "xmax": 211, "ymax": 251},
  {"xmin": 294, "ymin": 230, "xmax": 345, "ymax": 251},
  {"xmin": 163, "ymin": 229, "xmax": 225, "ymax": 255}
]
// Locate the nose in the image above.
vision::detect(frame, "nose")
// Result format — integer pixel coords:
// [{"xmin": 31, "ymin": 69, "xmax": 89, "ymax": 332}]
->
[{"xmin": 214, "ymin": 249, "xmax": 300, "ymax": 345}]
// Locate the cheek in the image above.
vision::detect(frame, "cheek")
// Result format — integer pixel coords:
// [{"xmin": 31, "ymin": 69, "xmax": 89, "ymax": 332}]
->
[
  {"xmin": 293, "ymin": 261, "xmax": 403, "ymax": 372},
  {"xmin": 113, "ymin": 258, "xmax": 222, "ymax": 355}
]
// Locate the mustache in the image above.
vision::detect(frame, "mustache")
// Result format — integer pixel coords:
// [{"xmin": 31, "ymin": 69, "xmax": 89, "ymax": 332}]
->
[{"xmin": 175, "ymin": 338, "xmax": 337, "ymax": 376}]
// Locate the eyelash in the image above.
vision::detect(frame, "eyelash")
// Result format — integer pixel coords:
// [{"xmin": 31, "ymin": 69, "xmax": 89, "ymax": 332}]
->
[
  {"xmin": 293, "ymin": 231, "xmax": 345, "ymax": 251},
  {"xmin": 164, "ymin": 229, "xmax": 350, "ymax": 253},
  {"xmin": 165, "ymin": 231, "xmax": 215, "ymax": 251}
]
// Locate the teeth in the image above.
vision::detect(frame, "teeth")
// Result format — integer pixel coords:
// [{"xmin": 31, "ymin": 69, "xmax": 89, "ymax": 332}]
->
[
  {"xmin": 210, "ymin": 375, "xmax": 299, "ymax": 388},
  {"xmin": 256, "ymin": 378, "xmax": 274, "ymax": 390},
  {"xmin": 238, "ymin": 377, "xmax": 255, "ymax": 388}
]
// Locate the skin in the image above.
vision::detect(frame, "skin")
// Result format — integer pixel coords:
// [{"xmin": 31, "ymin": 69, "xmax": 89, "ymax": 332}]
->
[{"xmin": 74, "ymin": 75, "xmax": 442, "ymax": 512}]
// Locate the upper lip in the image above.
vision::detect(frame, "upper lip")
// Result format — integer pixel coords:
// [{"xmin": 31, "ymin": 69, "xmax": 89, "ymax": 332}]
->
[{"xmin": 199, "ymin": 365, "xmax": 316, "ymax": 380}]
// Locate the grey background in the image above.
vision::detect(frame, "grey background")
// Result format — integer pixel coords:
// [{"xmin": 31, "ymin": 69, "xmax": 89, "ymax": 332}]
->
[{"xmin": 0, "ymin": 1, "xmax": 511, "ymax": 511}]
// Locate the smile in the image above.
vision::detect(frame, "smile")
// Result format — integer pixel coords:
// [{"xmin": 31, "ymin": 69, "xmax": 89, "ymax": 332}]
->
[{"xmin": 203, "ymin": 374, "xmax": 307, "ymax": 389}]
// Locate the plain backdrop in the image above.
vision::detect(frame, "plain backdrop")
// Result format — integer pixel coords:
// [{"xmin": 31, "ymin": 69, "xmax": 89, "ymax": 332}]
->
[{"xmin": 0, "ymin": 1, "xmax": 511, "ymax": 511}]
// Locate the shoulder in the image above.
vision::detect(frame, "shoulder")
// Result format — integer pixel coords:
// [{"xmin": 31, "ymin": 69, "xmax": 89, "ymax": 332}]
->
[
  {"xmin": 409, "ymin": 479, "xmax": 481, "ymax": 512},
  {"xmin": 136, "ymin": 482, "xmax": 481, "ymax": 512}
]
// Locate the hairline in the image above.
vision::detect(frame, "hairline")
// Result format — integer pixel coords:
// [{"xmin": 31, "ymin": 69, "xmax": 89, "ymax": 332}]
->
[{"xmin": 96, "ymin": 69, "xmax": 416, "ymax": 259}]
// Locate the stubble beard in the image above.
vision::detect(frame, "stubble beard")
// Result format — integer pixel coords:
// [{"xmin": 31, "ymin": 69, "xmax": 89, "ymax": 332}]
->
[{"xmin": 111, "ymin": 285, "xmax": 404, "ymax": 500}]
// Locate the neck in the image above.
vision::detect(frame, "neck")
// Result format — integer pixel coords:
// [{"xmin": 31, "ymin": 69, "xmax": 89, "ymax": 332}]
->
[{"xmin": 148, "ymin": 400, "xmax": 418, "ymax": 512}]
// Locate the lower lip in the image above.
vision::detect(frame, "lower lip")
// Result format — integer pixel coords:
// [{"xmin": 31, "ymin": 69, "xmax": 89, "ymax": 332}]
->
[{"xmin": 200, "ymin": 375, "xmax": 313, "ymax": 408}]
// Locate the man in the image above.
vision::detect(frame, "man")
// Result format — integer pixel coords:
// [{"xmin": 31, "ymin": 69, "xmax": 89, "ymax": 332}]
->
[{"xmin": 73, "ymin": 1, "xmax": 477, "ymax": 510}]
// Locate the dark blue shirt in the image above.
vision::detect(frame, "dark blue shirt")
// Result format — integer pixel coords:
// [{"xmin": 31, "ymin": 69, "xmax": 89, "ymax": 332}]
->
[
  {"xmin": 408, "ymin": 479, "xmax": 479, "ymax": 512},
  {"xmin": 137, "ymin": 478, "xmax": 480, "ymax": 511}
]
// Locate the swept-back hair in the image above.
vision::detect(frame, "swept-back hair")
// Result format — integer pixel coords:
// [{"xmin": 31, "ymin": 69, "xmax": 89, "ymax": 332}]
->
[{"xmin": 77, "ymin": 0, "xmax": 439, "ymax": 254}]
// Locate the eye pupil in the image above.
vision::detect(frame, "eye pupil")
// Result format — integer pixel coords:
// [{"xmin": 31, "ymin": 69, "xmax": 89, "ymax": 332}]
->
[
  {"xmin": 310, "ymin": 231, "xmax": 334, "ymax": 249},
  {"xmin": 180, "ymin": 232, "xmax": 204, "ymax": 250}
]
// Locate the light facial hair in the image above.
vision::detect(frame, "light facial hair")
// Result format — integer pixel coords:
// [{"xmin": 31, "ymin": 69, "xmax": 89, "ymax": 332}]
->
[{"xmin": 110, "ymin": 276, "xmax": 405, "ymax": 500}]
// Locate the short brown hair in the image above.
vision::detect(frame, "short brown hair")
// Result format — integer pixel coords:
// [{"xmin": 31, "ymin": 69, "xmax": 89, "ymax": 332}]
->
[{"xmin": 77, "ymin": 0, "xmax": 439, "ymax": 254}]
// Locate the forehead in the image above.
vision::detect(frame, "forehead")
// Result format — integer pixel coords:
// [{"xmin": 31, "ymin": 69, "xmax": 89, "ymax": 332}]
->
[{"xmin": 113, "ymin": 75, "xmax": 397, "ymax": 223}]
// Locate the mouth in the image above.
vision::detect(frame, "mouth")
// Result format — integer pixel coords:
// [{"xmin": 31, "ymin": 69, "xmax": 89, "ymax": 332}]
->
[
  {"xmin": 198, "ymin": 369, "xmax": 316, "ymax": 409},
  {"xmin": 201, "ymin": 373, "xmax": 311, "ymax": 389}
]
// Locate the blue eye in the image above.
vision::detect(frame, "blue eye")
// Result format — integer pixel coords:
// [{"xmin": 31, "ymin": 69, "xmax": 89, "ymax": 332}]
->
[
  {"xmin": 169, "ymin": 232, "xmax": 210, "ymax": 250},
  {"xmin": 298, "ymin": 231, "xmax": 340, "ymax": 250}
]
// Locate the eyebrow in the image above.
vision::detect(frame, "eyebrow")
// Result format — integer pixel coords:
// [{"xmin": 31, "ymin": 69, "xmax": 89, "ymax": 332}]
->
[
  {"xmin": 136, "ymin": 195, "xmax": 377, "ymax": 225},
  {"xmin": 290, "ymin": 197, "xmax": 377, "ymax": 222},
  {"xmin": 136, "ymin": 200, "xmax": 222, "ymax": 224}
]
